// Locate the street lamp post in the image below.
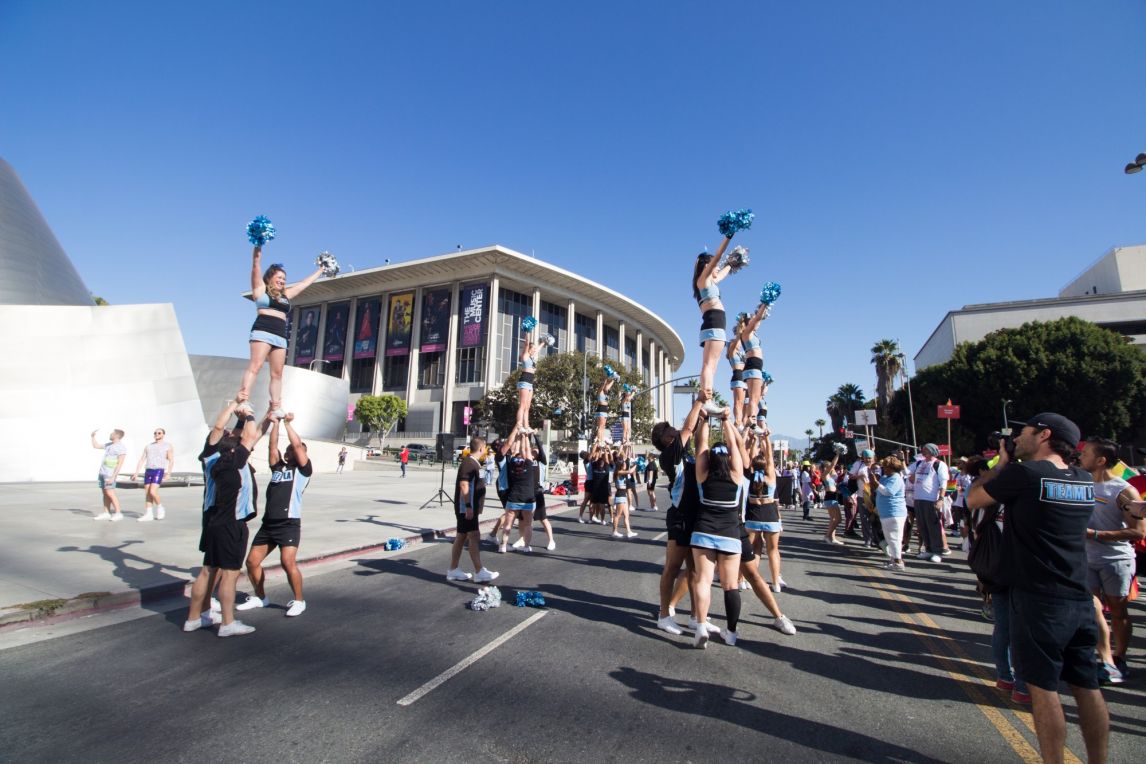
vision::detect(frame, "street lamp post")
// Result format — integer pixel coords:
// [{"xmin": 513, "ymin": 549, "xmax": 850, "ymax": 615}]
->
[
  {"xmin": 897, "ymin": 353, "xmax": 917, "ymax": 451},
  {"xmin": 1001, "ymin": 399, "xmax": 1012, "ymax": 434}
]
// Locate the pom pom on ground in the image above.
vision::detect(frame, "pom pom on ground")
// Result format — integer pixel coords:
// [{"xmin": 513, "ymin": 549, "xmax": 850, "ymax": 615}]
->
[
  {"xmin": 384, "ymin": 538, "xmax": 405, "ymax": 551},
  {"xmin": 515, "ymin": 590, "xmax": 546, "ymax": 608},
  {"xmin": 247, "ymin": 215, "xmax": 276, "ymax": 247},
  {"xmin": 759, "ymin": 281, "xmax": 782, "ymax": 306},
  {"xmin": 717, "ymin": 209, "xmax": 754, "ymax": 238},
  {"xmin": 469, "ymin": 586, "xmax": 502, "ymax": 611}
]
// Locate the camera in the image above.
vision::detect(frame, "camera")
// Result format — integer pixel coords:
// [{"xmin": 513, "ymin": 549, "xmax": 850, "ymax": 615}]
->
[{"xmin": 986, "ymin": 431, "xmax": 1015, "ymax": 457}]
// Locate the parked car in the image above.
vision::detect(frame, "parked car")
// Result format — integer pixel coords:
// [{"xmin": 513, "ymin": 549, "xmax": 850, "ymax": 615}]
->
[
  {"xmin": 404, "ymin": 443, "xmax": 433, "ymax": 456},
  {"xmin": 366, "ymin": 447, "xmax": 383, "ymax": 457}
]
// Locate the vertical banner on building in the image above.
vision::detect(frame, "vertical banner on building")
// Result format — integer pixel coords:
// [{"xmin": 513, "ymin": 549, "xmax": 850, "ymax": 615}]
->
[
  {"xmin": 353, "ymin": 297, "xmax": 381, "ymax": 360},
  {"xmin": 385, "ymin": 291, "xmax": 414, "ymax": 356},
  {"xmin": 419, "ymin": 287, "xmax": 452, "ymax": 352},
  {"xmin": 294, "ymin": 306, "xmax": 320, "ymax": 366},
  {"xmin": 323, "ymin": 302, "xmax": 350, "ymax": 362},
  {"xmin": 458, "ymin": 283, "xmax": 488, "ymax": 348}
]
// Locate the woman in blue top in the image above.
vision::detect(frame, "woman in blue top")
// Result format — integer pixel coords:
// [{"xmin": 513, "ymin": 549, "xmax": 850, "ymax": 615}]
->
[
  {"xmin": 239, "ymin": 246, "xmax": 324, "ymax": 414},
  {"xmin": 872, "ymin": 455, "xmax": 907, "ymax": 571},
  {"xmin": 514, "ymin": 328, "xmax": 548, "ymax": 434},
  {"xmin": 738, "ymin": 302, "xmax": 769, "ymax": 434},
  {"xmin": 725, "ymin": 321, "xmax": 748, "ymax": 430},
  {"xmin": 693, "ymin": 245, "xmax": 735, "ymax": 414}
]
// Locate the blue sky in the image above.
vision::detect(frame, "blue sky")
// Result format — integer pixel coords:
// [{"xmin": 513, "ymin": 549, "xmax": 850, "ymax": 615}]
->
[{"xmin": 4, "ymin": 1, "xmax": 1145, "ymax": 440}]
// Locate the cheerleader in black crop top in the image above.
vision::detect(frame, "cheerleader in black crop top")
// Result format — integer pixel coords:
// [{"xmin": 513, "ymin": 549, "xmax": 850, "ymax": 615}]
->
[
  {"xmin": 743, "ymin": 430, "xmax": 787, "ymax": 595},
  {"xmin": 689, "ymin": 405, "xmax": 748, "ymax": 649},
  {"xmin": 238, "ymin": 246, "xmax": 324, "ymax": 414}
]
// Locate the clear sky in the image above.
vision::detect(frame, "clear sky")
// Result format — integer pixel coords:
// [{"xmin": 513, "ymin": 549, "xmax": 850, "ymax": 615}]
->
[{"xmin": 4, "ymin": 1, "xmax": 1145, "ymax": 441}]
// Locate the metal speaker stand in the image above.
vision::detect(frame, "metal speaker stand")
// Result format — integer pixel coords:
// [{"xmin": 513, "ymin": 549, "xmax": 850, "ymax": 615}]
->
[{"xmin": 419, "ymin": 455, "xmax": 453, "ymax": 510}]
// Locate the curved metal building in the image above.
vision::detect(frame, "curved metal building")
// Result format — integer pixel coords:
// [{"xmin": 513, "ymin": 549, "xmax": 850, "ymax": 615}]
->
[{"xmin": 0, "ymin": 158, "xmax": 92, "ymax": 306}]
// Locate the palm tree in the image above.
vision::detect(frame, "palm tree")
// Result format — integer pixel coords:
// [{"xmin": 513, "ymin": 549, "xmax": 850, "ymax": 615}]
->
[
  {"xmin": 835, "ymin": 383, "xmax": 866, "ymax": 425},
  {"xmin": 804, "ymin": 428, "xmax": 814, "ymax": 448},
  {"xmin": 871, "ymin": 339, "xmax": 903, "ymax": 415},
  {"xmin": 815, "ymin": 418, "xmax": 826, "ymax": 438}
]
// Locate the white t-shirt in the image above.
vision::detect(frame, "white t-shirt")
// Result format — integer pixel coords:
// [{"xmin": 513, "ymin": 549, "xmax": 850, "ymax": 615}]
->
[
  {"xmin": 100, "ymin": 441, "xmax": 127, "ymax": 477},
  {"xmin": 144, "ymin": 442, "xmax": 170, "ymax": 470},
  {"xmin": 909, "ymin": 458, "xmax": 948, "ymax": 502}
]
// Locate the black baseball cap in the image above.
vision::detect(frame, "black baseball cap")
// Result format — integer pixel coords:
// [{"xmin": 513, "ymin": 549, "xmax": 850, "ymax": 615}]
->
[{"xmin": 1025, "ymin": 413, "xmax": 1081, "ymax": 447}]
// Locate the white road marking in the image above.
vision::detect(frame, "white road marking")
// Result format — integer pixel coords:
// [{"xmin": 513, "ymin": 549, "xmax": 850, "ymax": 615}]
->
[
  {"xmin": 396, "ymin": 610, "xmax": 548, "ymax": 706},
  {"xmin": 653, "ymin": 531, "xmax": 668, "ymax": 541}
]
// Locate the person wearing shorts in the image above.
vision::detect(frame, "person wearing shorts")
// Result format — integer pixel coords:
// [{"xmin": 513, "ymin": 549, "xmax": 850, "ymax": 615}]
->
[
  {"xmin": 611, "ymin": 451, "xmax": 637, "ymax": 539},
  {"xmin": 131, "ymin": 428, "xmax": 174, "ymax": 522},
  {"xmin": 184, "ymin": 403, "xmax": 270, "ymax": 637},
  {"xmin": 91, "ymin": 428, "xmax": 127, "ymax": 521},
  {"xmin": 644, "ymin": 453, "xmax": 660, "ymax": 511},
  {"xmin": 447, "ymin": 436, "xmax": 498, "ymax": 583},
  {"xmin": 968, "ymin": 413, "xmax": 1109, "ymax": 763},
  {"xmin": 237, "ymin": 413, "xmax": 313, "ymax": 618},
  {"xmin": 497, "ymin": 426, "xmax": 537, "ymax": 553},
  {"xmin": 1079, "ymin": 438, "xmax": 1145, "ymax": 684}
]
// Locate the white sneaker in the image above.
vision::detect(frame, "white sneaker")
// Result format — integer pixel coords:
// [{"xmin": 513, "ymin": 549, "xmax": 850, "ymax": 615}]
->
[
  {"xmin": 156, "ymin": 506, "xmax": 166, "ymax": 520},
  {"xmin": 656, "ymin": 615, "xmax": 682, "ymax": 635},
  {"xmin": 218, "ymin": 620, "xmax": 256, "ymax": 637},
  {"xmin": 702, "ymin": 401, "xmax": 724, "ymax": 416},
  {"xmin": 138, "ymin": 510, "xmax": 154, "ymax": 522},
  {"xmin": 521, "ymin": 546, "xmax": 533, "ymax": 554},
  {"xmin": 693, "ymin": 626, "xmax": 709, "ymax": 649},
  {"xmin": 928, "ymin": 554, "xmax": 942, "ymax": 563},
  {"xmin": 626, "ymin": 531, "xmax": 639, "ymax": 539},
  {"xmin": 738, "ymin": 580, "xmax": 749, "ymax": 590},
  {"xmin": 271, "ymin": 409, "xmax": 287, "ymax": 420},
  {"xmin": 474, "ymin": 568, "xmax": 500, "ymax": 583},
  {"xmin": 203, "ymin": 610, "xmax": 222, "ymax": 626},
  {"xmin": 772, "ymin": 582, "xmax": 782, "ymax": 594},
  {"xmin": 446, "ymin": 568, "xmax": 473, "ymax": 581},
  {"xmin": 498, "ymin": 544, "xmax": 507, "ymax": 554},
  {"xmin": 917, "ymin": 551, "xmax": 931, "ymax": 560},
  {"xmin": 210, "ymin": 597, "xmax": 221, "ymax": 612},
  {"xmin": 93, "ymin": 511, "xmax": 111, "ymax": 521},
  {"xmin": 285, "ymin": 600, "xmax": 306, "ymax": 617},
  {"xmin": 511, "ymin": 537, "xmax": 526, "ymax": 549},
  {"xmin": 668, "ymin": 606, "xmax": 676, "ymax": 617},
  {"xmin": 719, "ymin": 628, "xmax": 738, "ymax": 646},
  {"xmin": 773, "ymin": 615, "xmax": 797, "ymax": 635},
  {"xmin": 110, "ymin": 513, "xmax": 124, "ymax": 522},
  {"xmin": 612, "ymin": 531, "xmax": 623, "ymax": 538},
  {"xmin": 183, "ymin": 618, "xmax": 205, "ymax": 632},
  {"xmin": 688, "ymin": 618, "xmax": 721, "ymax": 635},
  {"xmin": 578, "ymin": 518, "xmax": 586, "ymax": 524},
  {"xmin": 236, "ymin": 596, "xmax": 267, "ymax": 611},
  {"xmin": 546, "ymin": 541, "xmax": 556, "ymax": 551}
]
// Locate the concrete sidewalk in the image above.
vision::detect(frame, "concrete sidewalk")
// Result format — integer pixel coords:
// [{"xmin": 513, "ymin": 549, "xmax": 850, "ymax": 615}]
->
[{"xmin": 0, "ymin": 461, "xmax": 568, "ymax": 625}]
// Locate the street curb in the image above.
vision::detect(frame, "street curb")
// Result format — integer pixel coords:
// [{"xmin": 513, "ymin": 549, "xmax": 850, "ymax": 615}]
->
[{"xmin": 0, "ymin": 497, "xmax": 573, "ymax": 631}]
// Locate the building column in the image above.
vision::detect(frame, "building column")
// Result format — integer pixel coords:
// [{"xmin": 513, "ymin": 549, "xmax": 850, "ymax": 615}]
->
[
  {"xmin": 441, "ymin": 281, "xmax": 461, "ymax": 433},
  {"xmin": 532, "ymin": 288, "xmax": 541, "ymax": 325},
  {"xmin": 618, "ymin": 321, "xmax": 626, "ymax": 369},
  {"xmin": 636, "ymin": 330, "xmax": 644, "ymax": 380},
  {"xmin": 405, "ymin": 288, "xmax": 423, "ymax": 409},
  {"xmin": 342, "ymin": 297, "xmax": 356, "ymax": 382},
  {"xmin": 484, "ymin": 276, "xmax": 501, "ymax": 392},
  {"xmin": 595, "ymin": 311, "xmax": 604, "ymax": 359},
  {"xmin": 566, "ymin": 299, "xmax": 575, "ymax": 353}
]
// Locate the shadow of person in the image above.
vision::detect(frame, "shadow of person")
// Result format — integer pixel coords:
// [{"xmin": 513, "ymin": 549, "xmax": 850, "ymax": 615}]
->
[
  {"xmin": 609, "ymin": 666, "xmax": 950, "ymax": 763},
  {"xmin": 57, "ymin": 541, "xmax": 192, "ymax": 615}
]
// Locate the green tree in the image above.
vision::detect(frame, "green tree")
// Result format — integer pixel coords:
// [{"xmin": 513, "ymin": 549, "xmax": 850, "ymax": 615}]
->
[
  {"xmin": 871, "ymin": 338, "xmax": 903, "ymax": 416},
  {"xmin": 883, "ymin": 317, "xmax": 1146, "ymax": 455},
  {"xmin": 92, "ymin": 295, "xmax": 109, "ymax": 306},
  {"xmin": 826, "ymin": 383, "xmax": 866, "ymax": 431},
  {"xmin": 814, "ymin": 418, "xmax": 827, "ymax": 438},
  {"xmin": 355, "ymin": 394, "xmax": 407, "ymax": 446}
]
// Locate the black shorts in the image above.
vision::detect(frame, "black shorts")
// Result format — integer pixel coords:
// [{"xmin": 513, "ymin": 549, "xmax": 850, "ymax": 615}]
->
[
  {"xmin": 740, "ymin": 534, "xmax": 757, "ymax": 563},
  {"xmin": 252, "ymin": 519, "xmax": 301, "ymax": 549},
  {"xmin": 198, "ymin": 507, "xmax": 216, "ymax": 552},
  {"xmin": 496, "ymin": 489, "xmax": 509, "ymax": 509},
  {"xmin": 700, "ymin": 308, "xmax": 726, "ymax": 331},
  {"xmin": 744, "ymin": 356, "xmax": 764, "ymax": 372},
  {"xmin": 456, "ymin": 507, "xmax": 482, "ymax": 534},
  {"xmin": 590, "ymin": 482, "xmax": 610, "ymax": 503},
  {"xmin": 202, "ymin": 520, "xmax": 250, "ymax": 570},
  {"xmin": 665, "ymin": 506, "xmax": 695, "ymax": 547},
  {"xmin": 250, "ymin": 313, "xmax": 288, "ymax": 340},
  {"xmin": 1009, "ymin": 590, "xmax": 1099, "ymax": 691},
  {"xmin": 533, "ymin": 493, "xmax": 548, "ymax": 521}
]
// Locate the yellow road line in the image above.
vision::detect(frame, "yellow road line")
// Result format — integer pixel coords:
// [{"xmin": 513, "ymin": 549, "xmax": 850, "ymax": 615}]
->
[{"xmin": 859, "ymin": 566, "xmax": 1041, "ymax": 763}]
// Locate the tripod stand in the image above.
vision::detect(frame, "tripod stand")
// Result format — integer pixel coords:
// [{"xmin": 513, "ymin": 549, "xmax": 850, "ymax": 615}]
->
[{"xmin": 419, "ymin": 453, "xmax": 453, "ymax": 510}]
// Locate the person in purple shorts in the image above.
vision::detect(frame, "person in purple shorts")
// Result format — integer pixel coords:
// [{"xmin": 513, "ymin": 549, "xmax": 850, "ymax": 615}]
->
[{"xmin": 131, "ymin": 427, "xmax": 174, "ymax": 522}]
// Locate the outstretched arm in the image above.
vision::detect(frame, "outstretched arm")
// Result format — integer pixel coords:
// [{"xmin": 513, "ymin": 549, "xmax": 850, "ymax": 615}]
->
[
  {"xmin": 762, "ymin": 434, "xmax": 776, "ymax": 482},
  {"xmin": 726, "ymin": 335, "xmax": 742, "ymax": 360},
  {"xmin": 91, "ymin": 430, "xmax": 103, "ymax": 450},
  {"xmin": 284, "ymin": 415, "xmax": 309, "ymax": 468},
  {"xmin": 695, "ymin": 415, "xmax": 711, "ymax": 483},
  {"xmin": 207, "ymin": 397, "xmax": 243, "ymax": 446},
  {"xmin": 250, "ymin": 247, "xmax": 266, "ymax": 300},
  {"xmin": 268, "ymin": 418, "xmax": 282, "ymax": 465},
  {"xmin": 724, "ymin": 413, "xmax": 745, "ymax": 475},
  {"xmin": 284, "ymin": 267, "xmax": 325, "ymax": 300},
  {"xmin": 678, "ymin": 397, "xmax": 706, "ymax": 446},
  {"xmin": 744, "ymin": 302, "xmax": 768, "ymax": 336},
  {"xmin": 696, "ymin": 254, "xmax": 723, "ymax": 292}
]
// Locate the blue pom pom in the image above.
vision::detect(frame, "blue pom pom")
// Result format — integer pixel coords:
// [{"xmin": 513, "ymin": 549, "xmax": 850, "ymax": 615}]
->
[
  {"xmin": 759, "ymin": 281, "xmax": 782, "ymax": 306},
  {"xmin": 515, "ymin": 591, "xmax": 527, "ymax": 607},
  {"xmin": 603, "ymin": 364, "xmax": 615, "ymax": 378},
  {"xmin": 247, "ymin": 215, "xmax": 276, "ymax": 246},
  {"xmin": 384, "ymin": 538, "xmax": 405, "ymax": 551},
  {"xmin": 761, "ymin": 371, "xmax": 774, "ymax": 385},
  {"xmin": 717, "ymin": 209, "xmax": 754, "ymax": 238},
  {"xmin": 522, "ymin": 315, "xmax": 537, "ymax": 332}
]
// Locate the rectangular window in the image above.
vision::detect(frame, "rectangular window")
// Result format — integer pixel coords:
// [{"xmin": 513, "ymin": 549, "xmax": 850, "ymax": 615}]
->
[
  {"xmin": 642, "ymin": 350, "xmax": 651, "ymax": 385},
  {"xmin": 495, "ymin": 288, "xmax": 532, "ymax": 384},
  {"xmin": 322, "ymin": 360, "xmax": 344, "ymax": 379},
  {"xmin": 350, "ymin": 357, "xmax": 376, "ymax": 393},
  {"xmin": 419, "ymin": 351, "xmax": 445, "ymax": 388},
  {"xmin": 624, "ymin": 337, "xmax": 636, "ymax": 370},
  {"xmin": 574, "ymin": 313, "xmax": 596, "ymax": 355},
  {"xmin": 604, "ymin": 326, "xmax": 619, "ymax": 363},
  {"xmin": 383, "ymin": 354, "xmax": 409, "ymax": 390},
  {"xmin": 539, "ymin": 300, "xmax": 567, "ymax": 357},
  {"xmin": 455, "ymin": 346, "xmax": 485, "ymax": 384}
]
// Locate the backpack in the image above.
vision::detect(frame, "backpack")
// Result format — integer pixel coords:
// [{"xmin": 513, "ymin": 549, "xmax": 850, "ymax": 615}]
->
[{"xmin": 968, "ymin": 505, "xmax": 1005, "ymax": 588}]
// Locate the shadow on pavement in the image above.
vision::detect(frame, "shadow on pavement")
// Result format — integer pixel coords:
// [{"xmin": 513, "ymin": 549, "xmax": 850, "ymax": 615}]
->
[{"xmin": 56, "ymin": 541, "xmax": 192, "ymax": 612}]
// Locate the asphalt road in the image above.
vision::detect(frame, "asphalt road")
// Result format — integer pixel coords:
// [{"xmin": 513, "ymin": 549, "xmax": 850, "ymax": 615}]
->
[{"xmin": 1, "ymin": 494, "xmax": 1142, "ymax": 763}]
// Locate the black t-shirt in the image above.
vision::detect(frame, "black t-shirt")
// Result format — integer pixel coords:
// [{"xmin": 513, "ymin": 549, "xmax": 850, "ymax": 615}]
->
[
  {"xmin": 455, "ymin": 456, "xmax": 485, "ymax": 513},
  {"xmin": 264, "ymin": 459, "xmax": 313, "ymax": 521},
  {"xmin": 506, "ymin": 454, "xmax": 537, "ymax": 503},
  {"xmin": 210, "ymin": 445, "xmax": 256, "ymax": 523},
  {"xmin": 984, "ymin": 460, "xmax": 1095, "ymax": 600}
]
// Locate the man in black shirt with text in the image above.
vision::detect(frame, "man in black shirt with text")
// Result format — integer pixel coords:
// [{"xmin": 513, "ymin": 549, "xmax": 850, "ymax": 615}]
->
[{"xmin": 967, "ymin": 413, "xmax": 1107, "ymax": 764}]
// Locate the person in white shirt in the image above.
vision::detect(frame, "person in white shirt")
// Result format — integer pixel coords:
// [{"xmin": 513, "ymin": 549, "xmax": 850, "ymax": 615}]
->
[
  {"xmin": 848, "ymin": 449, "xmax": 877, "ymax": 546},
  {"xmin": 907, "ymin": 443, "xmax": 949, "ymax": 562},
  {"xmin": 91, "ymin": 429, "xmax": 127, "ymax": 521},
  {"xmin": 131, "ymin": 428, "xmax": 174, "ymax": 521}
]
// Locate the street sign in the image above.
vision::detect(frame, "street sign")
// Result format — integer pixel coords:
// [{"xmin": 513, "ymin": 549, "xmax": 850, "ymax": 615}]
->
[
  {"xmin": 937, "ymin": 400, "xmax": 960, "ymax": 419},
  {"xmin": 854, "ymin": 438, "xmax": 869, "ymax": 453},
  {"xmin": 845, "ymin": 430, "xmax": 855, "ymax": 439},
  {"xmin": 853, "ymin": 410, "xmax": 877, "ymax": 426},
  {"xmin": 937, "ymin": 444, "xmax": 951, "ymax": 456}
]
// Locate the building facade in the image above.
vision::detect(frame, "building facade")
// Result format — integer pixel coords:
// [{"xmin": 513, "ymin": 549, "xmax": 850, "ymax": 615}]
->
[
  {"xmin": 282, "ymin": 246, "xmax": 685, "ymax": 436},
  {"xmin": 916, "ymin": 245, "xmax": 1146, "ymax": 369}
]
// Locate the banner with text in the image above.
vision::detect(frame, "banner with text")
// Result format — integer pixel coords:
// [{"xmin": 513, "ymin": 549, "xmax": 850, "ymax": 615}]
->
[
  {"xmin": 385, "ymin": 292, "xmax": 414, "ymax": 356},
  {"xmin": 458, "ymin": 283, "xmax": 488, "ymax": 348}
]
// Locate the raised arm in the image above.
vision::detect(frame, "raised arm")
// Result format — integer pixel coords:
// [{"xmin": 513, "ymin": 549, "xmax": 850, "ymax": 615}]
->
[
  {"xmin": 724, "ymin": 412, "xmax": 745, "ymax": 475},
  {"xmin": 500, "ymin": 425, "xmax": 522, "ymax": 456},
  {"xmin": 696, "ymin": 255, "xmax": 724, "ymax": 292},
  {"xmin": 726, "ymin": 334, "xmax": 742, "ymax": 360},
  {"xmin": 678, "ymin": 397, "xmax": 706, "ymax": 446},
  {"xmin": 695, "ymin": 415, "xmax": 712, "ymax": 483},
  {"xmin": 240, "ymin": 411, "xmax": 273, "ymax": 452},
  {"xmin": 91, "ymin": 430, "xmax": 103, "ymax": 450},
  {"xmin": 762, "ymin": 434, "xmax": 776, "ymax": 482},
  {"xmin": 283, "ymin": 266, "xmax": 325, "ymax": 301},
  {"xmin": 207, "ymin": 397, "xmax": 243, "ymax": 446},
  {"xmin": 284, "ymin": 414, "xmax": 309, "ymax": 468},
  {"xmin": 250, "ymin": 247, "xmax": 266, "ymax": 300},
  {"xmin": 744, "ymin": 302, "xmax": 768, "ymax": 336},
  {"xmin": 268, "ymin": 417, "xmax": 282, "ymax": 465}
]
